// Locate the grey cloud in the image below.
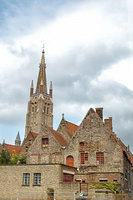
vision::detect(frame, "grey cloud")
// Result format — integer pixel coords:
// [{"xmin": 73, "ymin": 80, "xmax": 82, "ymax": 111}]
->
[{"xmin": 47, "ymin": 43, "xmax": 131, "ymax": 105}]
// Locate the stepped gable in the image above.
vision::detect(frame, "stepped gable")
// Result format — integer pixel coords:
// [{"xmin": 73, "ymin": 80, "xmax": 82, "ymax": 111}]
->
[
  {"xmin": 49, "ymin": 128, "xmax": 67, "ymax": 146},
  {"xmin": 104, "ymin": 118, "xmax": 132, "ymax": 162},
  {"xmin": 3, "ymin": 144, "xmax": 21, "ymax": 155}
]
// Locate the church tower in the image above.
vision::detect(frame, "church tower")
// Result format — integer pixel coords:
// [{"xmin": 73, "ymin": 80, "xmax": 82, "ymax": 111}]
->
[{"xmin": 25, "ymin": 49, "xmax": 53, "ymax": 138}]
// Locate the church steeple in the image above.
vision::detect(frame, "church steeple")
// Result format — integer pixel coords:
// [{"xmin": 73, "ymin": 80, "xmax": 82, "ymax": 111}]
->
[
  {"xmin": 15, "ymin": 131, "xmax": 21, "ymax": 146},
  {"xmin": 36, "ymin": 49, "xmax": 47, "ymax": 94},
  {"xmin": 25, "ymin": 49, "xmax": 53, "ymax": 138}
]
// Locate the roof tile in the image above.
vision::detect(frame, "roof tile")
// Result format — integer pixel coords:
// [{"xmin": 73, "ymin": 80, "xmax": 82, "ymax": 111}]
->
[
  {"xmin": 49, "ymin": 128, "xmax": 67, "ymax": 146},
  {"xmin": 4, "ymin": 144, "xmax": 21, "ymax": 155}
]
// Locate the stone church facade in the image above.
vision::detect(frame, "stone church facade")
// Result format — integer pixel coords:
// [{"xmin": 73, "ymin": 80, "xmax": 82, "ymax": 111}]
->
[{"xmin": 0, "ymin": 50, "xmax": 133, "ymax": 199}]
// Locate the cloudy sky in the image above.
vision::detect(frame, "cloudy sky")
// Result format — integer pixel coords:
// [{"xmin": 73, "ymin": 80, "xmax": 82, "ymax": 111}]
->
[{"xmin": 0, "ymin": 0, "xmax": 133, "ymax": 151}]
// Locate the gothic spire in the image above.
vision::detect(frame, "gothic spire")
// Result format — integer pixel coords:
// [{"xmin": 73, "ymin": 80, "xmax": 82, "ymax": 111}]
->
[
  {"xmin": 15, "ymin": 131, "xmax": 21, "ymax": 146},
  {"xmin": 36, "ymin": 49, "xmax": 47, "ymax": 94}
]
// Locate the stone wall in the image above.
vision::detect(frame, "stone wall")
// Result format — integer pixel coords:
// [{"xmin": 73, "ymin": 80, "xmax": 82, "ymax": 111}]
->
[
  {"xmin": 25, "ymin": 93, "xmax": 53, "ymax": 138},
  {"xmin": 75, "ymin": 172, "xmax": 121, "ymax": 183},
  {"xmin": 27, "ymin": 126, "xmax": 62, "ymax": 164},
  {"xmin": 64, "ymin": 109, "xmax": 123, "ymax": 173},
  {"xmin": 0, "ymin": 164, "xmax": 79, "ymax": 200}
]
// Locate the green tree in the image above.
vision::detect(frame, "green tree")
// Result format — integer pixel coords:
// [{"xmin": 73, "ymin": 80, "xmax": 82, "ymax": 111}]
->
[
  {"xmin": 19, "ymin": 155, "xmax": 26, "ymax": 164},
  {"xmin": 0, "ymin": 150, "xmax": 11, "ymax": 164},
  {"xmin": 11, "ymin": 154, "xmax": 26, "ymax": 164}
]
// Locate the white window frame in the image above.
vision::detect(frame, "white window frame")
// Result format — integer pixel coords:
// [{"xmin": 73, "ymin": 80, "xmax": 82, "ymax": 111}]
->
[
  {"xmin": 23, "ymin": 173, "xmax": 30, "ymax": 186},
  {"xmin": 33, "ymin": 173, "xmax": 41, "ymax": 186}
]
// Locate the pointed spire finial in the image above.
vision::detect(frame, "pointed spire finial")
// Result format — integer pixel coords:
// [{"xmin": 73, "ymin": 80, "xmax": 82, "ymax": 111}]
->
[
  {"xmin": 31, "ymin": 80, "xmax": 33, "ymax": 88},
  {"xmin": 30, "ymin": 80, "xmax": 34, "ymax": 96},
  {"xmin": 42, "ymin": 44, "xmax": 45, "ymax": 53},
  {"xmin": 40, "ymin": 44, "xmax": 45, "ymax": 66},
  {"xmin": 62, "ymin": 113, "xmax": 64, "ymax": 120},
  {"xmin": 36, "ymin": 49, "xmax": 47, "ymax": 94},
  {"xmin": 50, "ymin": 81, "xmax": 52, "ymax": 89},
  {"xmin": 49, "ymin": 81, "xmax": 53, "ymax": 98}
]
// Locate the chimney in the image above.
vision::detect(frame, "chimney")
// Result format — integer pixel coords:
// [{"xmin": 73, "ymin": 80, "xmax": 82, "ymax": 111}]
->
[
  {"xmin": 96, "ymin": 108, "xmax": 103, "ymax": 120},
  {"xmin": 104, "ymin": 117, "xmax": 112, "ymax": 131}
]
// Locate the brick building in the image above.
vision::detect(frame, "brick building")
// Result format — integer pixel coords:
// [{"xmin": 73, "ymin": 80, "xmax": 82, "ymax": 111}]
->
[{"xmin": 0, "ymin": 50, "xmax": 133, "ymax": 199}]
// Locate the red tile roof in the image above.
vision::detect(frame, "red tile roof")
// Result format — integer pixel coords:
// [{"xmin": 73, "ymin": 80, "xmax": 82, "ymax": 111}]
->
[
  {"xmin": 31, "ymin": 132, "xmax": 38, "ymax": 138},
  {"xmin": 65, "ymin": 121, "xmax": 78, "ymax": 137},
  {"xmin": 49, "ymin": 128, "xmax": 67, "ymax": 146},
  {"xmin": 4, "ymin": 144, "xmax": 21, "ymax": 155}
]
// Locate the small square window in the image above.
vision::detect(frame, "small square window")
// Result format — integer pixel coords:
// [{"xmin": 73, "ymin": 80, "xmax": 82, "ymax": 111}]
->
[
  {"xmin": 26, "ymin": 146, "xmax": 28, "ymax": 152},
  {"xmin": 99, "ymin": 178, "xmax": 108, "ymax": 182},
  {"xmin": 33, "ymin": 173, "xmax": 41, "ymax": 186},
  {"xmin": 42, "ymin": 138, "xmax": 49, "ymax": 147},
  {"xmin": 29, "ymin": 140, "xmax": 32, "ymax": 145},
  {"xmin": 23, "ymin": 173, "xmax": 30, "ymax": 186}
]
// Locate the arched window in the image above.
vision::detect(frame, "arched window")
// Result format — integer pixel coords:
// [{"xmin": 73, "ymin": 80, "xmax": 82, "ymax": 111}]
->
[{"xmin": 66, "ymin": 155, "xmax": 74, "ymax": 167}]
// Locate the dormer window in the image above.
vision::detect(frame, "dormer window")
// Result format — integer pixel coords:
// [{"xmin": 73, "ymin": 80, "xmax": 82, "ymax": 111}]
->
[
  {"xmin": 29, "ymin": 140, "xmax": 32, "ymax": 145},
  {"xmin": 42, "ymin": 138, "xmax": 49, "ymax": 147},
  {"xmin": 26, "ymin": 146, "xmax": 28, "ymax": 152}
]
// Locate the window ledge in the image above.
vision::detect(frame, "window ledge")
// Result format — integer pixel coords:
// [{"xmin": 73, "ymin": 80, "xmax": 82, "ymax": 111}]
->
[
  {"xmin": 42, "ymin": 144, "xmax": 48, "ymax": 148},
  {"xmin": 22, "ymin": 184, "xmax": 30, "ymax": 186},
  {"xmin": 32, "ymin": 184, "xmax": 41, "ymax": 186}
]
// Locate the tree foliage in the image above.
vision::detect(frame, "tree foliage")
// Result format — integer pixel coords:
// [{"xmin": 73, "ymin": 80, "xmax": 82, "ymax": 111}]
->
[
  {"xmin": 89, "ymin": 182, "xmax": 119, "ymax": 194},
  {"xmin": 0, "ymin": 150, "xmax": 26, "ymax": 165},
  {"xmin": 11, "ymin": 154, "xmax": 26, "ymax": 164},
  {"xmin": 0, "ymin": 150, "xmax": 11, "ymax": 164}
]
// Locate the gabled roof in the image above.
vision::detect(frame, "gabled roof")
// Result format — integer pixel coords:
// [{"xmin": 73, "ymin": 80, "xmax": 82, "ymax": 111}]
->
[
  {"xmin": 66, "ymin": 121, "xmax": 79, "ymax": 135},
  {"xmin": 61, "ymin": 120, "xmax": 79, "ymax": 138},
  {"xmin": 4, "ymin": 144, "xmax": 21, "ymax": 155},
  {"xmin": 49, "ymin": 128, "xmax": 67, "ymax": 146},
  {"xmin": 31, "ymin": 132, "xmax": 38, "ymax": 138}
]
